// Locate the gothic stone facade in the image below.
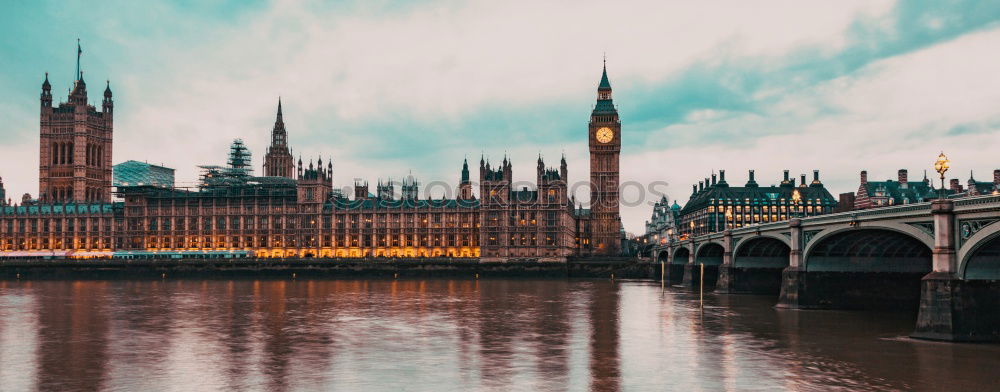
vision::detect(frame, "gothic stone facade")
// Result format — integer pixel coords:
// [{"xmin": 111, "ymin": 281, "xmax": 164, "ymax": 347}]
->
[
  {"xmin": 478, "ymin": 156, "xmax": 578, "ymax": 261},
  {"xmin": 39, "ymin": 73, "xmax": 114, "ymax": 203},
  {"xmin": 1, "ymin": 63, "xmax": 624, "ymax": 261}
]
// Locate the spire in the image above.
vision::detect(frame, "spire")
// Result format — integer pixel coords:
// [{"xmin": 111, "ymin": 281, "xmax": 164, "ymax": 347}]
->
[
  {"xmin": 270, "ymin": 97, "xmax": 287, "ymax": 147},
  {"xmin": 76, "ymin": 39, "xmax": 82, "ymax": 82},
  {"xmin": 593, "ymin": 58, "xmax": 615, "ymax": 114},
  {"xmin": 276, "ymin": 97, "xmax": 284, "ymax": 123},
  {"xmin": 461, "ymin": 158, "xmax": 470, "ymax": 183},
  {"xmin": 41, "ymin": 72, "xmax": 52, "ymax": 107},
  {"xmin": 104, "ymin": 80, "xmax": 112, "ymax": 97},
  {"xmin": 598, "ymin": 55, "xmax": 611, "ymax": 90}
]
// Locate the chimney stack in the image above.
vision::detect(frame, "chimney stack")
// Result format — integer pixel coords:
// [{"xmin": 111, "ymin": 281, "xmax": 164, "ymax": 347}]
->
[
  {"xmin": 719, "ymin": 170, "xmax": 726, "ymax": 183},
  {"xmin": 861, "ymin": 170, "xmax": 868, "ymax": 184},
  {"xmin": 811, "ymin": 170, "xmax": 821, "ymax": 186},
  {"xmin": 698, "ymin": 181, "xmax": 704, "ymax": 192},
  {"xmin": 783, "ymin": 170, "xmax": 790, "ymax": 182},
  {"xmin": 950, "ymin": 178, "xmax": 962, "ymax": 193},
  {"xmin": 898, "ymin": 169, "xmax": 908, "ymax": 188},
  {"xmin": 745, "ymin": 170, "xmax": 759, "ymax": 187},
  {"xmin": 800, "ymin": 174, "xmax": 807, "ymax": 187},
  {"xmin": 994, "ymin": 169, "xmax": 1000, "ymax": 185},
  {"xmin": 711, "ymin": 174, "xmax": 717, "ymax": 186}
]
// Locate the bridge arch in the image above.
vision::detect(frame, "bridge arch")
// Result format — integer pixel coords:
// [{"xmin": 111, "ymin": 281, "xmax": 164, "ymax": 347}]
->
[
  {"xmin": 724, "ymin": 236, "xmax": 791, "ymax": 295},
  {"xmin": 799, "ymin": 228, "xmax": 932, "ymax": 310},
  {"xmin": 805, "ymin": 228, "xmax": 932, "ymax": 272},
  {"xmin": 959, "ymin": 221, "xmax": 1000, "ymax": 279},
  {"xmin": 695, "ymin": 242, "xmax": 724, "ymax": 266},
  {"xmin": 693, "ymin": 242, "xmax": 725, "ymax": 289},
  {"xmin": 803, "ymin": 223, "xmax": 933, "ymax": 271},
  {"xmin": 694, "ymin": 241, "xmax": 726, "ymax": 265},
  {"xmin": 671, "ymin": 247, "xmax": 690, "ymax": 265},
  {"xmin": 733, "ymin": 236, "xmax": 790, "ymax": 269},
  {"xmin": 655, "ymin": 249, "xmax": 669, "ymax": 265},
  {"xmin": 665, "ymin": 246, "xmax": 690, "ymax": 285}
]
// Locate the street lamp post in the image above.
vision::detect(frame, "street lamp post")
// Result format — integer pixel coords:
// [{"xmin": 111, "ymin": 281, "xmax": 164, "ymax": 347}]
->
[
  {"xmin": 934, "ymin": 152, "xmax": 950, "ymax": 199},
  {"xmin": 791, "ymin": 189, "xmax": 802, "ymax": 219}
]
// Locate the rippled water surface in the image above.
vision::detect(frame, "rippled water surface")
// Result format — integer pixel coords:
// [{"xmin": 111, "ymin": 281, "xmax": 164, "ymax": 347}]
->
[{"xmin": 0, "ymin": 279, "xmax": 997, "ymax": 391}]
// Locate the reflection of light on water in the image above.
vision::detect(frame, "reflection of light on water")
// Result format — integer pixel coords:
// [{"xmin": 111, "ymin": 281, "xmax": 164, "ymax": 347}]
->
[
  {"xmin": 0, "ymin": 280, "xmax": 997, "ymax": 391},
  {"xmin": 0, "ymin": 286, "xmax": 39, "ymax": 392}
]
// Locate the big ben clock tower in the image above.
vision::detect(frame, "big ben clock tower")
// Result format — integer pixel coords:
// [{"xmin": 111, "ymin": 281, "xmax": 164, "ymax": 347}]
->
[{"xmin": 589, "ymin": 61, "xmax": 622, "ymax": 256}]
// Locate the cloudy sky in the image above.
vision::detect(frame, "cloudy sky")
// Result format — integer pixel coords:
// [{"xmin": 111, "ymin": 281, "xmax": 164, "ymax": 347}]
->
[{"xmin": 1, "ymin": 0, "xmax": 998, "ymax": 233}]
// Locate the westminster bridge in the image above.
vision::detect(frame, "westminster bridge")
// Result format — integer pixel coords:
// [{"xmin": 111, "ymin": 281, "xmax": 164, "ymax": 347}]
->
[{"xmin": 652, "ymin": 195, "xmax": 1000, "ymax": 342}]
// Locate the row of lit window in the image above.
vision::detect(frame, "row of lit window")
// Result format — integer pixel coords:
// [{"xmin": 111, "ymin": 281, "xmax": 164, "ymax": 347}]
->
[{"xmin": 0, "ymin": 237, "xmax": 112, "ymax": 250}]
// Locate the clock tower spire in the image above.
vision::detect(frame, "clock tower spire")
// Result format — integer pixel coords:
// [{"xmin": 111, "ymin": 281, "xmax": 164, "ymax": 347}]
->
[{"xmin": 588, "ymin": 59, "xmax": 622, "ymax": 256}]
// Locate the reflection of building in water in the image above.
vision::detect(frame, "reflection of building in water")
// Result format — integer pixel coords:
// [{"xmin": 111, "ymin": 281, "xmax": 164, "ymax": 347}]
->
[
  {"xmin": 589, "ymin": 281, "xmax": 621, "ymax": 391},
  {"xmin": 530, "ymin": 282, "xmax": 573, "ymax": 381},
  {"xmin": 34, "ymin": 281, "xmax": 110, "ymax": 391}
]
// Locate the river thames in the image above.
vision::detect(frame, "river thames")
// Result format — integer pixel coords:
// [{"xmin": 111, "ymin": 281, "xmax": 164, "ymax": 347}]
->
[{"xmin": 0, "ymin": 279, "xmax": 996, "ymax": 391}]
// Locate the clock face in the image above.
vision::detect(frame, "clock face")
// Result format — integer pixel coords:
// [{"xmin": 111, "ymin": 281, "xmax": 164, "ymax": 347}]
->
[{"xmin": 596, "ymin": 127, "xmax": 614, "ymax": 144}]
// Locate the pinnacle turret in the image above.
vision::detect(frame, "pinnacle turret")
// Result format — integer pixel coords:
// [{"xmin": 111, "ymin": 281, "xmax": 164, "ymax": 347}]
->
[{"xmin": 598, "ymin": 58, "xmax": 611, "ymax": 90}]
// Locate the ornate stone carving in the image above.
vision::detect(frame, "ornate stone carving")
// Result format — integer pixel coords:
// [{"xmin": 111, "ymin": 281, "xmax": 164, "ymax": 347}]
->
[
  {"xmin": 905, "ymin": 221, "xmax": 935, "ymax": 237},
  {"xmin": 958, "ymin": 219, "xmax": 999, "ymax": 247}
]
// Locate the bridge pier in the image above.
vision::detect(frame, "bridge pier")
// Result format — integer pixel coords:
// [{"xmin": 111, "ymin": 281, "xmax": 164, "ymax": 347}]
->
[
  {"xmin": 777, "ymin": 219, "xmax": 806, "ymax": 308},
  {"xmin": 716, "ymin": 265, "xmax": 735, "ymax": 293},
  {"xmin": 680, "ymin": 244, "xmax": 700, "ymax": 290},
  {"xmin": 913, "ymin": 200, "xmax": 1000, "ymax": 342},
  {"xmin": 913, "ymin": 273, "xmax": 1000, "ymax": 342},
  {"xmin": 715, "ymin": 231, "xmax": 739, "ymax": 294}
]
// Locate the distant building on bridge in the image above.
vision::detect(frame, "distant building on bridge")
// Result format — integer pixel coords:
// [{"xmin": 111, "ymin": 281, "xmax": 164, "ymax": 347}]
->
[
  {"xmin": 639, "ymin": 196, "xmax": 680, "ymax": 253},
  {"xmin": 951, "ymin": 169, "xmax": 1000, "ymax": 197},
  {"xmin": 855, "ymin": 169, "xmax": 937, "ymax": 209},
  {"xmin": 854, "ymin": 169, "xmax": 999, "ymax": 210},
  {"xmin": 677, "ymin": 169, "xmax": 837, "ymax": 237}
]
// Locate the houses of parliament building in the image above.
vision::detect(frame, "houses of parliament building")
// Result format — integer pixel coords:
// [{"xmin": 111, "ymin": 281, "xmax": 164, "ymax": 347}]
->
[{"xmin": 0, "ymin": 58, "xmax": 624, "ymax": 261}]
